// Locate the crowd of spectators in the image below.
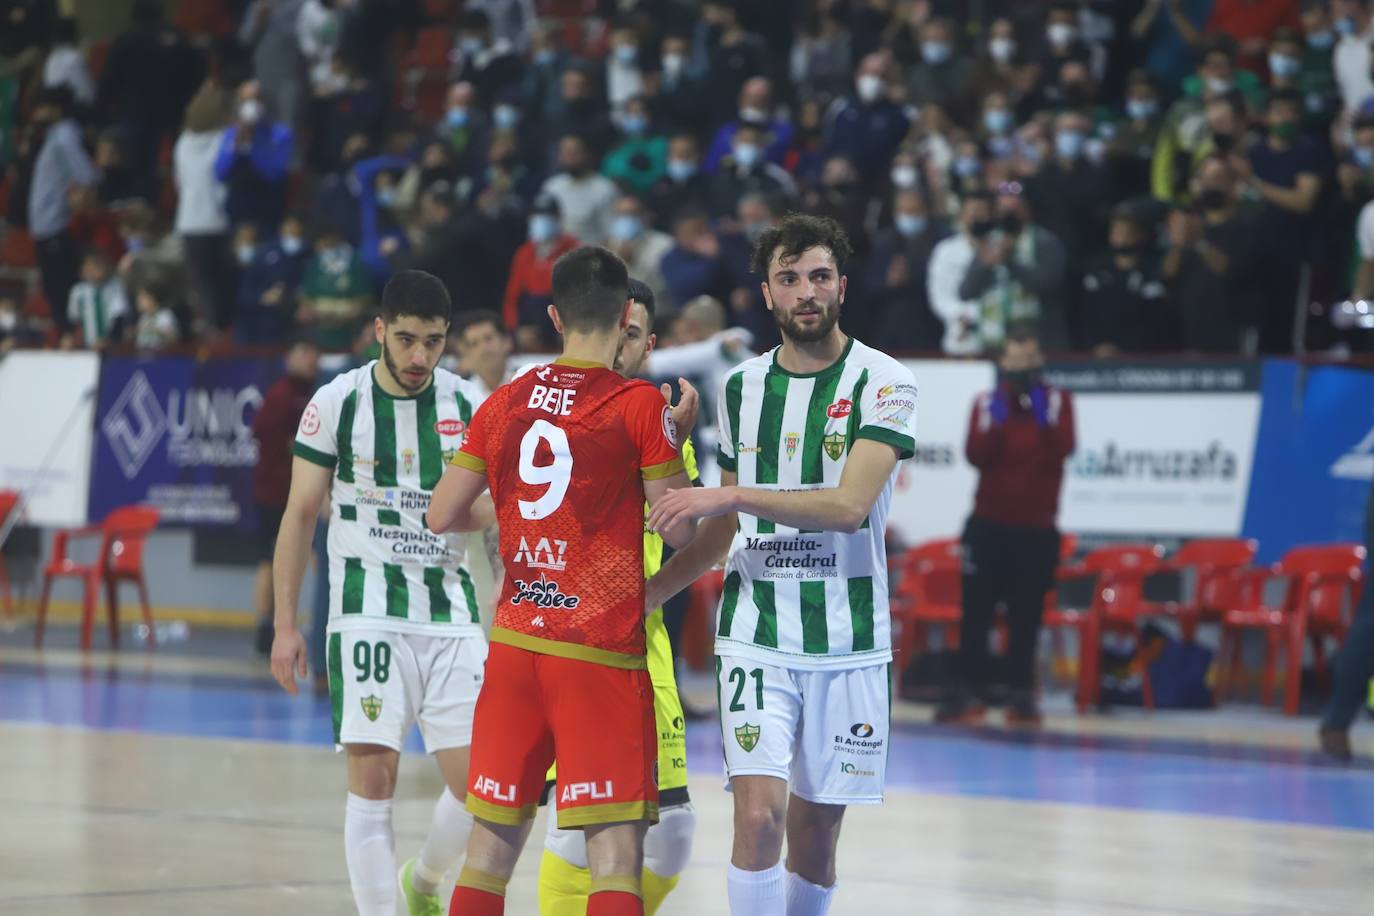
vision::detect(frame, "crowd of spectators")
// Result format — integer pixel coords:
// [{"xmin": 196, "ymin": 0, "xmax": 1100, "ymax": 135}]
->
[{"xmin": 2, "ymin": 0, "xmax": 1373, "ymax": 358}]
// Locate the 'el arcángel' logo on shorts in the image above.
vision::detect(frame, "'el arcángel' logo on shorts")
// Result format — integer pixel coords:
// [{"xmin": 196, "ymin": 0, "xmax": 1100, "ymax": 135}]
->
[{"xmin": 510, "ymin": 573, "xmax": 581, "ymax": 609}]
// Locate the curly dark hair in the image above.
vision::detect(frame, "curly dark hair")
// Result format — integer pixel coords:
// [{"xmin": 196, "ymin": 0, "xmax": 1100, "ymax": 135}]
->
[{"xmin": 749, "ymin": 213, "xmax": 853, "ymax": 279}]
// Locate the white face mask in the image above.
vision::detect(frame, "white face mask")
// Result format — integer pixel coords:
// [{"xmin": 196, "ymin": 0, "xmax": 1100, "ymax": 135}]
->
[
  {"xmin": 890, "ymin": 166, "xmax": 918, "ymax": 189},
  {"xmin": 739, "ymin": 106, "xmax": 768, "ymax": 123},
  {"xmin": 856, "ymin": 74, "xmax": 885, "ymax": 103},
  {"xmin": 989, "ymin": 37, "xmax": 1016, "ymax": 63},
  {"xmin": 239, "ymin": 98, "xmax": 263, "ymax": 125},
  {"xmin": 1047, "ymin": 22, "xmax": 1076, "ymax": 47},
  {"xmin": 662, "ymin": 52, "xmax": 686, "ymax": 77}
]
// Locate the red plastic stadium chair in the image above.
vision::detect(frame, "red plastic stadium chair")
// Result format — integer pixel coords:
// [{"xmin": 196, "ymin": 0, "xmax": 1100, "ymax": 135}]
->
[
  {"xmin": 1056, "ymin": 544, "xmax": 1167, "ymax": 712},
  {"xmin": 891, "ymin": 539, "xmax": 963, "ymax": 665},
  {"xmin": 36, "ymin": 505, "xmax": 161, "ymax": 650},
  {"xmin": 1216, "ymin": 544, "xmax": 1365, "ymax": 714},
  {"xmin": 0, "ymin": 490, "xmax": 18, "ymax": 622},
  {"xmin": 1148, "ymin": 538, "xmax": 1258, "ymax": 642}
]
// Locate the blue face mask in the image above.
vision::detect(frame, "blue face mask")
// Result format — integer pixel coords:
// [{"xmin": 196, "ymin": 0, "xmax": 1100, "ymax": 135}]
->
[
  {"xmin": 1308, "ymin": 30, "xmax": 1335, "ymax": 49},
  {"xmin": 376, "ymin": 187, "xmax": 397, "ymax": 208},
  {"xmin": 614, "ymin": 45, "xmax": 637, "ymax": 66},
  {"xmin": 733, "ymin": 143, "xmax": 762, "ymax": 169},
  {"xmin": 894, "ymin": 214, "xmax": 927, "ymax": 237},
  {"xmin": 1338, "ymin": 17, "xmax": 1358, "ymax": 35},
  {"xmin": 666, "ymin": 158, "xmax": 697, "ymax": 181},
  {"xmin": 983, "ymin": 109, "xmax": 1012, "ymax": 135},
  {"xmin": 534, "ymin": 49, "xmax": 555, "ymax": 66},
  {"xmin": 1269, "ymin": 52, "xmax": 1301, "ymax": 79},
  {"xmin": 922, "ymin": 41, "xmax": 951, "ymax": 65},
  {"xmin": 1126, "ymin": 98, "xmax": 1158, "ymax": 121},
  {"xmin": 281, "ymin": 235, "xmax": 304, "ymax": 255},
  {"xmin": 529, "ymin": 214, "xmax": 559, "ymax": 243},
  {"xmin": 1355, "ymin": 146, "xmax": 1374, "ymax": 169},
  {"xmin": 460, "ymin": 37, "xmax": 485, "ymax": 56},
  {"xmin": 1055, "ymin": 130, "xmax": 1086, "ymax": 159},
  {"xmin": 953, "ymin": 156, "xmax": 981, "ymax": 178},
  {"xmin": 446, "ymin": 107, "xmax": 469, "ymax": 129},
  {"xmin": 620, "ymin": 114, "xmax": 648, "ymax": 136},
  {"xmin": 610, "ymin": 214, "xmax": 643, "ymax": 242},
  {"xmin": 493, "ymin": 105, "xmax": 520, "ymax": 129}
]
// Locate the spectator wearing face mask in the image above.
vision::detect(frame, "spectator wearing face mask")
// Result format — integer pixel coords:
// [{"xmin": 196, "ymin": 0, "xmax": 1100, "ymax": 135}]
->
[
  {"xmin": 1040, "ymin": 3, "xmax": 1095, "ymax": 79},
  {"xmin": 978, "ymin": 91, "xmax": 1020, "ymax": 162},
  {"xmin": 450, "ymin": 9, "xmax": 523, "ymax": 106},
  {"xmin": 522, "ymin": 23, "xmax": 571, "ymax": 123},
  {"xmin": 1267, "ymin": 26, "xmax": 1339, "ymax": 136},
  {"xmin": 239, "ymin": 0, "xmax": 307, "ymax": 133},
  {"xmin": 1344, "ymin": 119, "xmax": 1374, "ymax": 297},
  {"xmin": 647, "ymin": 132, "xmax": 710, "ymax": 227},
  {"xmin": 1109, "ymin": 70, "xmax": 1166, "ymax": 200},
  {"xmin": 1181, "ymin": 33, "xmax": 1265, "ymax": 107},
  {"xmin": 215, "ymin": 80, "xmax": 294, "ymax": 235},
  {"xmin": 540, "ymin": 134, "xmax": 620, "ymax": 244},
  {"xmin": 603, "ymin": 193, "xmax": 673, "ymax": 309},
  {"xmin": 969, "ymin": 18, "xmax": 1038, "ymax": 118},
  {"xmin": 706, "ymin": 119, "xmax": 798, "ymax": 219},
  {"xmin": 603, "ymin": 96, "xmax": 668, "ymax": 192},
  {"xmin": 790, "ymin": 5, "xmax": 854, "ymax": 100},
  {"xmin": 1154, "ymin": 90, "xmax": 1246, "ymax": 206},
  {"xmin": 928, "ymin": 192, "xmax": 997, "ymax": 355},
  {"xmin": 866, "ymin": 188, "xmax": 951, "ymax": 351},
  {"xmin": 653, "ymin": 31, "xmax": 708, "ymax": 136},
  {"xmin": 297, "ymin": 222, "xmax": 371, "ymax": 350},
  {"xmin": 237, "ymin": 214, "xmax": 311, "ymax": 345},
  {"xmin": 1081, "ymin": 205, "xmax": 1174, "ymax": 355},
  {"xmin": 699, "ymin": 0, "xmax": 772, "ymax": 128},
  {"xmin": 175, "ymin": 82, "xmax": 234, "ymax": 331},
  {"xmin": 606, "ymin": 18, "xmax": 646, "ymax": 113},
  {"xmin": 822, "ymin": 52, "xmax": 910, "ymax": 182},
  {"xmin": 353, "ymin": 155, "xmax": 412, "ymax": 288},
  {"xmin": 906, "ymin": 18, "xmax": 978, "ymax": 126},
  {"xmin": 1234, "ymin": 89, "xmax": 1324, "ymax": 353},
  {"xmin": 702, "ymin": 77, "xmax": 793, "ymax": 175},
  {"xmin": 502, "ymin": 194, "xmax": 580, "ymax": 351},
  {"xmin": 1026, "ymin": 110, "xmax": 1115, "ymax": 288},
  {"xmin": 435, "ymin": 81, "xmax": 492, "ymax": 180},
  {"xmin": 1293, "ymin": 5, "xmax": 1341, "ymax": 123},
  {"xmin": 1162, "ymin": 155, "xmax": 1258, "ymax": 351}
]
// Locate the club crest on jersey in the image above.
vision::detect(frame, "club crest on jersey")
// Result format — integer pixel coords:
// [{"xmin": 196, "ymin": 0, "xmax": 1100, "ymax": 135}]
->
[
  {"xmin": 402, "ymin": 448, "xmax": 415, "ymax": 473},
  {"xmin": 510, "ymin": 573, "xmax": 581, "ymax": 609},
  {"xmin": 827, "ymin": 399, "xmax": 852, "ymax": 419},
  {"xmin": 734, "ymin": 723, "xmax": 761, "ymax": 753},
  {"xmin": 784, "ymin": 432, "xmax": 800, "ymax": 460},
  {"xmin": 513, "ymin": 536, "xmax": 568, "ymax": 572},
  {"xmin": 360, "ymin": 695, "xmax": 382, "ymax": 721},
  {"xmin": 822, "ymin": 432, "xmax": 846, "ymax": 461}
]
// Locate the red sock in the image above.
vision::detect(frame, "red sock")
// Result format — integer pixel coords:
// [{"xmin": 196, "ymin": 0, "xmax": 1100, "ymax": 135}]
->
[
  {"xmin": 587, "ymin": 890, "xmax": 644, "ymax": 916},
  {"xmin": 449, "ymin": 885, "xmax": 504, "ymax": 916}
]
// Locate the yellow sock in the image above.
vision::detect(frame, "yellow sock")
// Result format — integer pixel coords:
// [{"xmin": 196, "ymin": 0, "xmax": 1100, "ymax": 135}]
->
[
  {"xmin": 538, "ymin": 849, "xmax": 592, "ymax": 916},
  {"xmin": 641, "ymin": 869, "xmax": 680, "ymax": 915}
]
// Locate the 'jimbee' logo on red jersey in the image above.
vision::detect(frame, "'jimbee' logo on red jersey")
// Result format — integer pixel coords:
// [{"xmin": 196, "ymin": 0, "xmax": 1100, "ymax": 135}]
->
[
  {"xmin": 827, "ymin": 399, "xmax": 852, "ymax": 419},
  {"xmin": 510, "ymin": 573, "xmax": 582, "ymax": 609}
]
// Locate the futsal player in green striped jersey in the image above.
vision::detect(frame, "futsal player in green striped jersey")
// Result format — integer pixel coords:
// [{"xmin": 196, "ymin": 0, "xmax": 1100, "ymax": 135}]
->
[
  {"xmin": 270, "ymin": 271, "xmax": 500, "ymax": 916},
  {"xmin": 646, "ymin": 215, "xmax": 918, "ymax": 916}
]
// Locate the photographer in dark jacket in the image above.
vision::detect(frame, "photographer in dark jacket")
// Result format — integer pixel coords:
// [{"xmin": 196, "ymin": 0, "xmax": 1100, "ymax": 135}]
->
[{"xmin": 937, "ymin": 325, "xmax": 1076, "ymax": 726}]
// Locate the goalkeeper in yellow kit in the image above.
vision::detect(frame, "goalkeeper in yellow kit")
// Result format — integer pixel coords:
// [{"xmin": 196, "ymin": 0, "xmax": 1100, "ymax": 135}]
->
[{"xmin": 537, "ymin": 280, "xmax": 697, "ymax": 914}]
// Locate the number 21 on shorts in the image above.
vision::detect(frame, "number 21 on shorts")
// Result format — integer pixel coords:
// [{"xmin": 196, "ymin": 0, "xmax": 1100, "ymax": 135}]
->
[{"xmin": 727, "ymin": 666, "xmax": 764, "ymax": 711}]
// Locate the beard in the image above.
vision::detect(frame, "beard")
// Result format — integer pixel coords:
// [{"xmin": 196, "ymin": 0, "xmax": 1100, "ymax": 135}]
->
[
  {"xmin": 774, "ymin": 297, "xmax": 841, "ymax": 343},
  {"xmin": 382, "ymin": 340, "xmax": 430, "ymax": 393}
]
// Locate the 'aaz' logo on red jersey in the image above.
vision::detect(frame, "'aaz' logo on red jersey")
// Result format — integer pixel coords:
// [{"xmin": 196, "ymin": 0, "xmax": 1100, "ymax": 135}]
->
[{"xmin": 826, "ymin": 399, "xmax": 852, "ymax": 419}]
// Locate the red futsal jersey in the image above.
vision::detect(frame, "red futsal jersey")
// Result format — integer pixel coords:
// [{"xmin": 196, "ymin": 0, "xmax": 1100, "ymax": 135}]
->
[{"xmin": 453, "ymin": 358, "xmax": 684, "ymax": 668}]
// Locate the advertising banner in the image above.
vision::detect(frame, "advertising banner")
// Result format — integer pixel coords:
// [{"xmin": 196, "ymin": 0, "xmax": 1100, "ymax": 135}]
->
[
  {"xmin": 1045, "ymin": 362, "xmax": 1262, "ymax": 537},
  {"xmin": 886, "ymin": 360, "xmax": 994, "ymax": 546},
  {"xmin": 0, "ymin": 351, "xmax": 99, "ymax": 526},
  {"xmin": 88, "ymin": 355, "xmax": 283, "ymax": 528},
  {"xmin": 1242, "ymin": 360, "xmax": 1374, "ymax": 562}
]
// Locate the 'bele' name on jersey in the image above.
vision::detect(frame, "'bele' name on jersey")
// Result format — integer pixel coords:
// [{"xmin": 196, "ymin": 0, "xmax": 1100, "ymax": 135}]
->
[
  {"xmin": 293, "ymin": 362, "xmax": 487, "ymax": 636},
  {"xmin": 716, "ymin": 338, "xmax": 918, "ymax": 671}
]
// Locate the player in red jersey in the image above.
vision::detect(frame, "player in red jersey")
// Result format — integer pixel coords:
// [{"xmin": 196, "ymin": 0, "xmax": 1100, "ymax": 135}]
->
[{"xmin": 427, "ymin": 246, "xmax": 698, "ymax": 916}]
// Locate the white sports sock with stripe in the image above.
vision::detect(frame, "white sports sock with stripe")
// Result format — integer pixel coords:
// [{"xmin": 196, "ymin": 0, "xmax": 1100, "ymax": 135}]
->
[{"xmin": 344, "ymin": 793, "xmax": 395, "ymax": 915}]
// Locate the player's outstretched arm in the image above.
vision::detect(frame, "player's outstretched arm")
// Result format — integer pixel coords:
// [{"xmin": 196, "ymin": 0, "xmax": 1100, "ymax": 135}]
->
[
  {"xmin": 648, "ymin": 439, "xmax": 900, "ymax": 536},
  {"xmin": 271, "ymin": 456, "xmax": 331, "ymax": 695},
  {"xmin": 644, "ymin": 468, "xmax": 698, "ymax": 549},
  {"xmin": 427, "ymin": 465, "xmax": 493, "ymax": 534},
  {"xmin": 645, "ymin": 469, "xmax": 739, "ymax": 610}
]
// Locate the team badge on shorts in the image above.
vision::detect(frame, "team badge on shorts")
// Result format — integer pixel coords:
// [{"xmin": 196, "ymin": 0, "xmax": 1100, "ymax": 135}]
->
[
  {"xmin": 361, "ymin": 695, "xmax": 382, "ymax": 721},
  {"xmin": 822, "ymin": 432, "xmax": 846, "ymax": 461},
  {"xmin": 734, "ymin": 723, "xmax": 760, "ymax": 753}
]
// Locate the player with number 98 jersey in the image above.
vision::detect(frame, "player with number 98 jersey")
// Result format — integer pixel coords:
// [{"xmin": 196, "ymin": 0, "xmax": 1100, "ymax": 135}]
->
[{"xmin": 452, "ymin": 357, "xmax": 684, "ymax": 829}]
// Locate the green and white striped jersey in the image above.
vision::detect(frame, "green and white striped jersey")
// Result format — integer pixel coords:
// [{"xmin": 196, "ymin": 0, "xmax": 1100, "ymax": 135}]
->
[
  {"xmin": 715, "ymin": 338, "xmax": 917, "ymax": 671},
  {"xmin": 293, "ymin": 362, "xmax": 487, "ymax": 637}
]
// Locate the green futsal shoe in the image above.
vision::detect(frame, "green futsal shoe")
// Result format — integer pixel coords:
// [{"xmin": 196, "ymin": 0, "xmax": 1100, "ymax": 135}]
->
[{"xmin": 398, "ymin": 858, "xmax": 442, "ymax": 916}]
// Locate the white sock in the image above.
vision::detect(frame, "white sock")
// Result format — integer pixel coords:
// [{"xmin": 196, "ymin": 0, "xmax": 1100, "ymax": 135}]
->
[
  {"xmin": 413, "ymin": 787, "xmax": 473, "ymax": 894},
  {"xmin": 785, "ymin": 869, "xmax": 836, "ymax": 915},
  {"xmin": 728, "ymin": 862, "xmax": 786, "ymax": 916},
  {"xmin": 344, "ymin": 793, "xmax": 395, "ymax": 916}
]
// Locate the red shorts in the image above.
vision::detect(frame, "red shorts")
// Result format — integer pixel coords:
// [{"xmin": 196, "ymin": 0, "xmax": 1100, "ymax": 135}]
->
[{"xmin": 465, "ymin": 641, "xmax": 658, "ymax": 829}]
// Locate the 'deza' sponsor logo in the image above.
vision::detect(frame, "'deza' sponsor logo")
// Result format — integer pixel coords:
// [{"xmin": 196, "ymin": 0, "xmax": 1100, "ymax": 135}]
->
[
  {"xmin": 826, "ymin": 399, "xmax": 852, "ymax": 419},
  {"xmin": 1072, "ymin": 441, "xmax": 1238, "ymax": 481},
  {"xmin": 435, "ymin": 418, "xmax": 466, "ymax": 437},
  {"xmin": 510, "ymin": 573, "xmax": 582, "ymax": 609}
]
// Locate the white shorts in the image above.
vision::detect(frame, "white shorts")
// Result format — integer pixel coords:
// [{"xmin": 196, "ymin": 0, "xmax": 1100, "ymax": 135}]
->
[
  {"xmin": 327, "ymin": 628, "xmax": 487, "ymax": 753},
  {"xmin": 716, "ymin": 655, "xmax": 889, "ymax": 806}
]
